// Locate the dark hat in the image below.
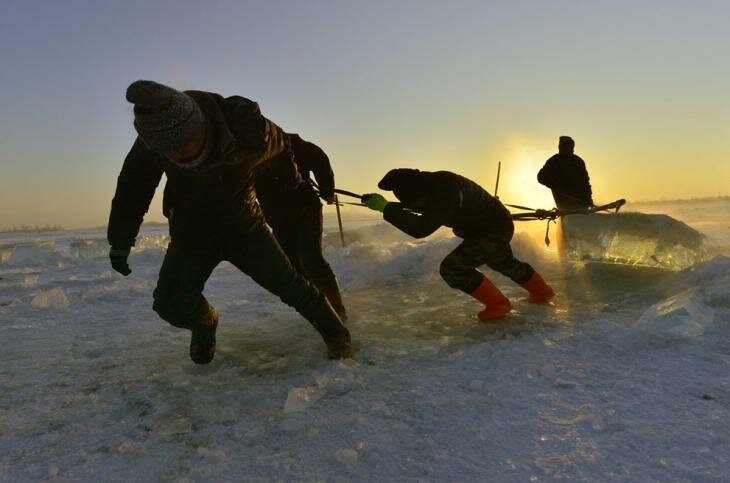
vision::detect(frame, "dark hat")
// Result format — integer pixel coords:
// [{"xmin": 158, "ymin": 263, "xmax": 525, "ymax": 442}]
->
[
  {"xmin": 378, "ymin": 168, "xmax": 432, "ymax": 203},
  {"xmin": 125, "ymin": 80, "xmax": 204, "ymax": 153}
]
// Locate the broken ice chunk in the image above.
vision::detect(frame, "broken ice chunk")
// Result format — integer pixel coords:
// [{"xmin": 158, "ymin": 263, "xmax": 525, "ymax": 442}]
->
[
  {"xmin": 31, "ymin": 287, "xmax": 70, "ymax": 308},
  {"xmin": 334, "ymin": 448, "xmax": 359, "ymax": 465},
  {"xmin": 283, "ymin": 386, "xmax": 326, "ymax": 414},
  {"xmin": 9, "ymin": 241, "xmax": 58, "ymax": 266},
  {"xmin": 635, "ymin": 288, "xmax": 714, "ymax": 337},
  {"xmin": 21, "ymin": 275, "xmax": 39, "ymax": 287}
]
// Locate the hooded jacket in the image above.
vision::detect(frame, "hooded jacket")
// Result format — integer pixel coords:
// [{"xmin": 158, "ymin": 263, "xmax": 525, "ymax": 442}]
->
[
  {"xmin": 379, "ymin": 170, "xmax": 513, "ymax": 239},
  {"xmin": 108, "ymin": 91, "xmax": 290, "ymax": 248}
]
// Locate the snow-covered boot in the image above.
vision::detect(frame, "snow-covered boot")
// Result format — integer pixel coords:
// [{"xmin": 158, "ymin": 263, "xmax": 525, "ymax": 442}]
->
[
  {"xmin": 470, "ymin": 276, "xmax": 513, "ymax": 320},
  {"xmin": 520, "ymin": 271, "xmax": 555, "ymax": 303},
  {"xmin": 189, "ymin": 305, "xmax": 218, "ymax": 364}
]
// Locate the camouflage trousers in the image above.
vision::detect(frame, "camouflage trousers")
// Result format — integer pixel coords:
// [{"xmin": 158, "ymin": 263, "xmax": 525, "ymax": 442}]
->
[{"xmin": 439, "ymin": 234, "xmax": 534, "ymax": 293}]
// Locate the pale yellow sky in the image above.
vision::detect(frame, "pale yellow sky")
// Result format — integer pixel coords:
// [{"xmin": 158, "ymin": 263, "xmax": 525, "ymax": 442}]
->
[{"xmin": 1, "ymin": 2, "xmax": 728, "ymax": 229}]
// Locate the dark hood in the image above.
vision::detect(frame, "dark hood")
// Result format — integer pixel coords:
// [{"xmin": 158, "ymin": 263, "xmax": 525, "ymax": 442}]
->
[{"xmin": 378, "ymin": 168, "xmax": 436, "ymax": 203}]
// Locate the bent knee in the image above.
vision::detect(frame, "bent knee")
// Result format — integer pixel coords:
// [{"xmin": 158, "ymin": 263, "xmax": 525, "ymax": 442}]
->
[
  {"xmin": 439, "ymin": 261, "xmax": 464, "ymax": 289},
  {"xmin": 152, "ymin": 286, "xmax": 203, "ymax": 329}
]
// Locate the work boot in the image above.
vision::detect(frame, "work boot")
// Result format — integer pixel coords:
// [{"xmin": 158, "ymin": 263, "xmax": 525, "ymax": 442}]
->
[
  {"xmin": 189, "ymin": 305, "xmax": 218, "ymax": 364},
  {"xmin": 324, "ymin": 331, "xmax": 353, "ymax": 360},
  {"xmin": 520, "ymin": 271, "xmax": 555, "ymax": 303},
  {"xmin": 302, "ymin": 296, "xmax": 353, "ymax": 359},
  {"xmin": 470, "ymin": 276, "xmax": 513, "ymax": 320}
]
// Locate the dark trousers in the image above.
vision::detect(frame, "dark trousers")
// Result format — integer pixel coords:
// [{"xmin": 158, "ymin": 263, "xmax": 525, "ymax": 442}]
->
[
  {"xmin": 439, "ymin": 233, "xmax": 534, "ymax": 293},
  {"xmin": 269, "ymin": 208, "xmax": 346, "ymax": 317},
  {"xmin": 152, "ymin": 222, "xmax": 339, "ymax": 332}
]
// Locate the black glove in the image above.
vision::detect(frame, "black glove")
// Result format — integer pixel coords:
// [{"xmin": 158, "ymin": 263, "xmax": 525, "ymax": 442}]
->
[
  {"xmin": 319, "ymin": 187, "xmax": 335, "ymax": 204},
  {"xmin": 109, "ymin": 247, "xmax": 131, "ymax": 276}
]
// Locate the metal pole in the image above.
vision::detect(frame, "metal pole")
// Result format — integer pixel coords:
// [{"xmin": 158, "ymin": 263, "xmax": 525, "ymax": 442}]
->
[
  {"xmin": 334, "ymin": 194, "xmax": 346, "ymax": 247},
  {"xmin": 494, "ymin": 161, "xmax": 501, "ymax": 199},
  {"xmin": 333, "ymin": 188, "xmax": 363, "ymax": 199}
]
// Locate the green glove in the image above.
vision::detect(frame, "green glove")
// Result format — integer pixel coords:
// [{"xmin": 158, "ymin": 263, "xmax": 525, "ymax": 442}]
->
[{"xmin": 361, "ymin": 193, "xmax": 389, "ymax": 212}]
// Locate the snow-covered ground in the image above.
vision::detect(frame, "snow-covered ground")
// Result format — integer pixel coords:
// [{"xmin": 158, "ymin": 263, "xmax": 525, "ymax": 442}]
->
[{"xmin": 1, "ymin": 200, "xmax": 729, "ymax": 481}]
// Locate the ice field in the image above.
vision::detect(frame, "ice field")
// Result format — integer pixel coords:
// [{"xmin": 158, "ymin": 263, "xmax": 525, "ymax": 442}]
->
[{"xmin": 1, "ymin": 199, "xmax": 729, "ymax": 481}]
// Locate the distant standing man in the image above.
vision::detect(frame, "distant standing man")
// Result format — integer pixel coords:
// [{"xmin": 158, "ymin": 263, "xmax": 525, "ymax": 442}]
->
[
  {"xmin": 107, "ymin": 80, "xmax": 351, "ymax": 364},
  {"xmin": 537, "ymin": 136, "xmax": 594, "ymax": 210},
  {"xmin": 362, "ymin": 169, "xmax": 555, "ymax": 320},
  {"xmin": 255, "ymin": 134, "xmax": 348, "ymax": 322}
]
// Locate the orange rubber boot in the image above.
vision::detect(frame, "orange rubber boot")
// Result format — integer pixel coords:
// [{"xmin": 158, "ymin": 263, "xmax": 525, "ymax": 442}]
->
[
  {"xmin": 470, "ymin": 277, "xmax": 513, "ymax": 320},
  {"xmin": 520, "ymin": 271, "xmax": 555, "ymax": 303}
]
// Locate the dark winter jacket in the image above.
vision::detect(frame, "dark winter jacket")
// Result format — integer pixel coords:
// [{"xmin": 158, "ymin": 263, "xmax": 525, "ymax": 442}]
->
[
  {"xmin": 381, "ymin": 170, "xmax": 513, "ymax": 239},
  {"xmin": 107, "ymin": 91, "xmax": 290, "ymax": 248},
  {"xmin": 537, "ymin": 153, "xmax": 593, "ymax": 209},
  {"xmin": 254, "ymin": 134, "xmax": 335, "ymax": 225}
]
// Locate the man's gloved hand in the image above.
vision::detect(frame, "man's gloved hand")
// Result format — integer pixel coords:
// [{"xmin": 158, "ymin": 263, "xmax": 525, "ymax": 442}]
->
[
  {"xmin": 109, "ymin": 247, "xmax": 131, "ymax": 276},
  {"xmin": 319, "ymin": 188, "xmax": 336, "ymax": 204},
  {"xmin": 361, "ymin": 193, "xmax": 389, "ymax": 212}
]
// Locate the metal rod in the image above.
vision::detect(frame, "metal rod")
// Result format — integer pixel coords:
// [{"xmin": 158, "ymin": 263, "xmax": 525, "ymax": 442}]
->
[
  {"xmin": 334, "ymin": 194, "xmax": 346, "ymax": 247},
  {"xmin": 494, "ymin": 161, "xmax": 501, "ymax": 199},
  {"xmin": 334, "ymin": 188, "xmax": 363, "ymax": 199}
]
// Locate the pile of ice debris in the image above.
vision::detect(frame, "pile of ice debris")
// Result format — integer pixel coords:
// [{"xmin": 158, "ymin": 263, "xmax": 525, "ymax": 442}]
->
[
  {"xmin": 633, "ymin": 255, "xmax": 730, "ymax": 338},
  {"xmin": 0, "ymin": 233, "xmax": 169, "ymax": 268}
]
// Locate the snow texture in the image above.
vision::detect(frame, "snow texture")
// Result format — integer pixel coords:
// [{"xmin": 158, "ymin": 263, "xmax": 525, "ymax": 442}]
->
[{"xmin": 1, "ymin": 200, "xmax": 729, "ymax": 481}]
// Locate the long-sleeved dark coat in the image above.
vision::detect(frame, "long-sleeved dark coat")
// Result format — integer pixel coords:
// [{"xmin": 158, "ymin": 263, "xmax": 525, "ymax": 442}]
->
[
  {"xmin": 107, "ymin": 91, "xmax": 289, "ymax": 248},
  {"xmin": 537, "ymin": 153, "xmax": 593, "ymax": 209},
  {"xmin": 383, "ymin": 171, "xmax": 513, "ymax": 239},
  {"xmin": 254, "ymin": 134, "xmax": 335, "ymax": 225}
]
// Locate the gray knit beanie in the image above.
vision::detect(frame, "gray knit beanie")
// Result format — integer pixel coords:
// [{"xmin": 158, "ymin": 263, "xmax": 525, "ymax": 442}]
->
[{"xmin": 126, "ymin": 80, "xmax": 204, "ymax": 154}]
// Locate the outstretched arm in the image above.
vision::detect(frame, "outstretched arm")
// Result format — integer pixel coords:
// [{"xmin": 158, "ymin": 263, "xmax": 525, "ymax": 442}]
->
[
  {"xmin": 292, "ymin": 134, "xmax": 335, "ymax": 201},
  {"xmin": 107, "ymin": 138, "xmax": 163, "ymax": 250},
  {"xmin": 361, "ymin": 193, "xmax": 445, "ymax": 239},
  {"xmin": 383, "ymin": 204, "xmax": 442, "ymax": 239}
]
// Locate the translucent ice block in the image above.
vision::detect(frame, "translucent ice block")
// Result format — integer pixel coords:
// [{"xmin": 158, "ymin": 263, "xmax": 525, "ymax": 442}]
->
[
  {"xmin": 562, "ymin": 212, "xmax": 706, "ymax": 270},
  {"xmin": 635, "ymin": 288, "xmax": 715, "ymax": 337}
]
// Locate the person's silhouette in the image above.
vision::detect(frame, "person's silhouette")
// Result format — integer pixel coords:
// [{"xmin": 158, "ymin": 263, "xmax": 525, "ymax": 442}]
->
[{"xmin": 538, "ymin": 136, "xmax": 594, "ymax": 210}]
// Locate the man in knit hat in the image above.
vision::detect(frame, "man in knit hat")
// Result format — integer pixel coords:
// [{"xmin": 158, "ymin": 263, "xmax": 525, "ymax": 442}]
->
[
  {"xmin": 107, "ymin": 80, "xmax": 352, "ymax": 364},
  {"xmin": 255, "ymin": 133, "xmax": 348, "ymax": 322},
  {"xmin": 362, "ymin": 169, "xmax": 555, "ymax": 320}
]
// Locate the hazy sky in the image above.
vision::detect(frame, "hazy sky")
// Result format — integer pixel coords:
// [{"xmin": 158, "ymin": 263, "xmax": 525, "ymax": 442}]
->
[{"xmin": 1, "ymin": 0, "xmax": 728, "ymax": 228}]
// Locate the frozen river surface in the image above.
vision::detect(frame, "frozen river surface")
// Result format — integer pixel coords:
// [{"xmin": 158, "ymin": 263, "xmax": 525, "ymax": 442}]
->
[{"xmin": 1, "ymin": 200, "xmax": 729, "ymax": 481}]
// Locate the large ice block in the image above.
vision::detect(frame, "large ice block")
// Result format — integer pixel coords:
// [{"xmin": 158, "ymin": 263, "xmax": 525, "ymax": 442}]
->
[{"xmin": 562, "ymin": 212, "xmax": 706, "ymax": 270}]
